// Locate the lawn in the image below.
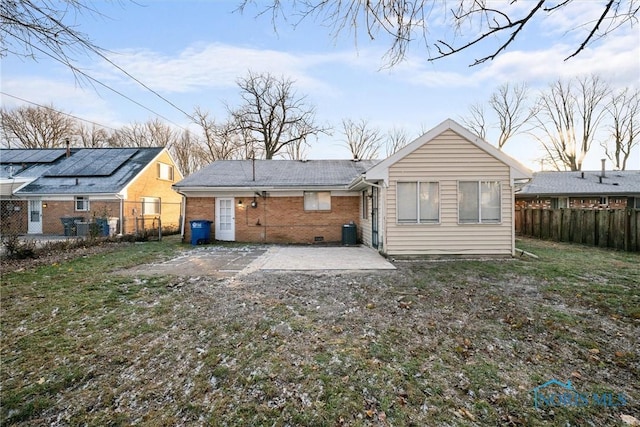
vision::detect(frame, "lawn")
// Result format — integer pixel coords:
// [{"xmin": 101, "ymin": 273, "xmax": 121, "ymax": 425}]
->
[{"xmin": 1, "ymin": 237, "xmax": 638, "ymax": 426}]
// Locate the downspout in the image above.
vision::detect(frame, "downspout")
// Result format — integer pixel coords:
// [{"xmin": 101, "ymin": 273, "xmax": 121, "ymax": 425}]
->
[
  {"xmin": 180, "ymin": 193, "xmax": 186, "ymax": 240},
  {"xmin": 175, "ymin": 189, "xmax": 187, "ymax": 241},
  {"xmin": 115, "ymin": 193, "xmax": 125, "ymax": 235}
]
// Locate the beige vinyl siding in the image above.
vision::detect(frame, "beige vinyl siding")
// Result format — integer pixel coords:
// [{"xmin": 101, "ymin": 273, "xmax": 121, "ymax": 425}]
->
[{"xmin": 385, "ymin": 130, "xmax": 514, "ymax": 255}]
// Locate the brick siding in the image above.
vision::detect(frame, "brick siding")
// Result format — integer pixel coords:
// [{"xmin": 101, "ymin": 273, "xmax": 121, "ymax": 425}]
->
[{"xmin": 184, "ymin": 195, "xmax": 361, "ymax": 244}]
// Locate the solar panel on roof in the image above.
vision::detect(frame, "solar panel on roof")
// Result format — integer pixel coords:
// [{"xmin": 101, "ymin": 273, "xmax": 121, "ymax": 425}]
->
[
  {"xmin": 0, "ymin": 149, "xmax": 67, "ymax": 164},
  {"xmin": 44, "ymin": 148, "xmax": 138, "ymax": 177}
]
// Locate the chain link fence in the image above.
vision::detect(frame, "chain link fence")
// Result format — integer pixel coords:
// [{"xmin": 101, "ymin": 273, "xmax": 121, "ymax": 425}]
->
[{"xmin": 1, "ymin": 198, "xmax": 182, "ymax": 241}]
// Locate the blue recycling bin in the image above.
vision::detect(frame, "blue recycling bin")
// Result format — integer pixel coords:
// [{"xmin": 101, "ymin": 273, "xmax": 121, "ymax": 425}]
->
[
  {"xmin": 95, "ymin": 218, "xmax": 110, "ymax": 236},
  {"xmin": 190, "ymin": 220, "xmax": 212, "ymax": 245}
]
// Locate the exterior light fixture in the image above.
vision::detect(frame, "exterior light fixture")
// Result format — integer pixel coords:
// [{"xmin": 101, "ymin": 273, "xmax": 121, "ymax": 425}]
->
[{"xmin": 238, "ymin": 200, "xmax": 243, "ymax": 206}]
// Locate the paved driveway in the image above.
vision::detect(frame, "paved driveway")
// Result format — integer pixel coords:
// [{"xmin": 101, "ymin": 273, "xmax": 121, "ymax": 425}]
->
[{"xmin": 120, "ymin": 244, "xmax": 395, "ymax": 277}]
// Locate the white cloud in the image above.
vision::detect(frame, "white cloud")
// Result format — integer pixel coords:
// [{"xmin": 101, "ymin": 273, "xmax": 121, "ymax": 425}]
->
[
  {"xmin": 0, "ymin": 77, "xmax": 122, "ymax": 127},
  {"xmin": 92, "ymin": 42, "xmax": 360, "ymax": 97}
]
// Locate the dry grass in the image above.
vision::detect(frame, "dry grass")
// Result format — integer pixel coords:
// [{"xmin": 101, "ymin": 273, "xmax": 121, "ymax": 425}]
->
[{"xmin": 1, "ymin": 237, "xmax": 638, "ymax": 426}]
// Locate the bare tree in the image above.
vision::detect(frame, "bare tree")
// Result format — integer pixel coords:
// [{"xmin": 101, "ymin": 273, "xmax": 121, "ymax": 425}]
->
[
  {"xmin": 77, "ymin": 123, "xmax": 109, "ymax": 147},
  {"xmin": 283, "ymin": 138, "xmax": 310, "ymax": 160},
  {"xmin": 532, "ymin": 75, "xmax": 610, "ymax": 171},
  {"xmin": 0, "ymin": 104, "xmax": 76, "ymax": 148},
  {"xmin": 170, "ymin": 130, "xmax": 206, "ymax": 176},
  {"xmin": 385, "ymin": 126, "xmax": 410, "ymax": 156},
  {"xmin": 341, "ymin": 118, "xmax": 383, "ymax": 160},
  {"xmin": 238, "ymin": 1, "xmax": 639, "ymax": 66},
  {"xmin": 108, "ymin": 119, "xmax": 176, "ymax": 147},
  {"xmin": 192, "ymin": 108, "xmax": 244, "ymax": 162},
  {"xmin": 490, "ymin": 83, "xmax": 533, "ymax": 149},
  {"xmin": 462, "ymin": 83, "xmax": 532, "ymax": 149},
  {"xmin": 602, "ymin": 87, "xmax": 640, "ymax": 170},
  {"xmin": 229, "ymin": 71, "xmax": 327, "ymax": 159},
  {"xmin": 1, "ymin": 1, "xmax": 111, "ymax": 78},
  {"xmin": 461, "ymin": 102, "xmax": 488, "ymax": 141}
]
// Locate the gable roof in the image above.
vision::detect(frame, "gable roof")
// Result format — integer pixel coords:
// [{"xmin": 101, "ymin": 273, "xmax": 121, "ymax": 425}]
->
[
  {"xmin": 10, "ymin": 147, "xmax": 165, "ymax": 196},
  {"xmin": 174, "ymin": 159, "xmax": 379, "ymax": 191},
  {"xmin": 364, "ymin": 119, "xmax": 532, "ymax": 182},
  {"xmin": 517, "ymin": 170, "xmax": 640, "ymax": 197}
]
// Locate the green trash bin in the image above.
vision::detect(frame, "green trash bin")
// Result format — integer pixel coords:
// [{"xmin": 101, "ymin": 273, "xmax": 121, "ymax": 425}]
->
[{"xmin": 342, "ymin": 223, "xmax": 357, "ymax": 245}]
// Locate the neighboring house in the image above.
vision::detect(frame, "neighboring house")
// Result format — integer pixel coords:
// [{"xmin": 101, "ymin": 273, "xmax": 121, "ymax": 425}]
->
[
  {"xmin": 173, "ymin": 159, "xmax": 377, "ymax": 244},
  {"xmin": 174, "ymin": 119, "xmax": 532, "ymax": 256},
  {"xmin": 0, "ymin": 147, "xmax": 183, "ymax": 235},
  {"xmin": 516, "ymin": 170, "xmax": 640, "ymax": 209},
  {"xmin": 1, "ymin": 148, "xmax": 71, "ymax": 235}
]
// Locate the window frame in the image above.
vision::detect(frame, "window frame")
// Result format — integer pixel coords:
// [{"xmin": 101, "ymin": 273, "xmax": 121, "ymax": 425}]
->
[
  {"xmin": 74, "ymin": 196, "xmax": 90, "ymax": 212},
  {"xmin": 303, "ymin": 191, "xmax": 331, "ymax": 211},
  {"xmin": 157, "ymin": 162, "xmax": 174, "ymax": 181},
  {"xmin": 458, "ymin": 180, "xmax": 502, "ymax": 224},
  {"xmin": 396, "ymin": 181, "xmax": 440, "ymax": 224},
  {"xmin": 362, "ymin": 190, "xmax": 368, "ymax": 219},
  {"xmin": 141, "ymin": 197, "xmax": 161, "ymax": 216}
]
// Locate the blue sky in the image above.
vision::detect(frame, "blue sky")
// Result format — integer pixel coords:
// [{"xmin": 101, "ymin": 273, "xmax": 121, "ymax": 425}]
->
[{"xmin": 2, "ymin": 1, "xmax": 639, "ymax": 170}]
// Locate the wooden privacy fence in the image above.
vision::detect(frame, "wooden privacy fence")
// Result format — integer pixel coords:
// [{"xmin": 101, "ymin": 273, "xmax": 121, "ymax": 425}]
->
[{"xmin": 515, "ymin": 208, "xmax": 640, "ymax": 251}]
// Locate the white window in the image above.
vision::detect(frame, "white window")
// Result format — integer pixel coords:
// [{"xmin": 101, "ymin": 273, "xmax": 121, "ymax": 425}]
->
[
  {"xmin": 397, "ymin": 182, "xmax": 439, "ymax": 224},
  {"xmin": 141, "ymin": 197, "xmax": 161, "ymax": 215},
  {"xmin": 75, "ymin": 196, "xmax": 90, "ymax": 211},
  {"xmin": 458, "ymin": 181, "xmax": 501, "ymax": 223},
  {"xmin": 304, "ymin": 191, "xmax": 331, "ymax": 211},
  {"xmin": 158, "ymin": 163, "xmax": 174, "ymax": 181}
]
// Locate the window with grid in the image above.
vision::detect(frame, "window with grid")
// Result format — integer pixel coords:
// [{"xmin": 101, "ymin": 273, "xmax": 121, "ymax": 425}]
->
[{"xmin": 75, "ymin": 196, "xmax": 90, "ymax": 211}]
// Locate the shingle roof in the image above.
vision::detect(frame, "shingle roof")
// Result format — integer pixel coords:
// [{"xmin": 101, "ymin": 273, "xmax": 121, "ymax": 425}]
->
[
  {"xmin": 11, "ymin": 147, "xmax": 164, "ymax": 195},
  {"xmin": 517, "ymin": 170, "xmax": 640, "ymax": 197},
  {"xmin": 174, "ymin": 159, "xmax": 379, "ymax": 189}
]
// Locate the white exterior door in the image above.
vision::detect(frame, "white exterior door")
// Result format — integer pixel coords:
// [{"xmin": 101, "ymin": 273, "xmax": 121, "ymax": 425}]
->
[
  {"xmin": 28, "ymin": 200, "xmax": 43, "ymax": 234},
  {"xmin": 215, "ymin": 198, "xmax": 235, "ymax": 241}
]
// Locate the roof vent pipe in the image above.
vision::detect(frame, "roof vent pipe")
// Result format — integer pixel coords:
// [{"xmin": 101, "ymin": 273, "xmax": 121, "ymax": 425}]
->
[
  {"xmin": 581, "ymin": 172, "xmax": 584, "ymax": 179},
  {"xmin": 66, "ymin": 138, "xmax": 70, "ymax": 157},
  {"xmin": 601, "ymin": 159, "xmax": 606, "ymax": 178}
]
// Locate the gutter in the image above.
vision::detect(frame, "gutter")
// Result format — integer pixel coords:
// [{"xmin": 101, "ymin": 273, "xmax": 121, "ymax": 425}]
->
[{"xmin": 174, "ymin": 189, "xmax": 187, "ymax": 239}]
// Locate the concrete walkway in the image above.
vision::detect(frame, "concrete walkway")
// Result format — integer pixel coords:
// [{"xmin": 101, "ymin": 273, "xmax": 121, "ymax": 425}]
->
[
  {"xmin": 120, "ymin": 244, "xmax": 395, "ymax": 277},
  {"xmin": 258, "ymin": 246, "xmax": 396, "ymax": 271}
]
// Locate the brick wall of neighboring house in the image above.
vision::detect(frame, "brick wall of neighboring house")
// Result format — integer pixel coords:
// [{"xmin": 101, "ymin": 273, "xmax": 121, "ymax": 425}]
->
[
  {"xmin": 183, "ymin": 195, "xmax": 361, "ymax": 244},
  {"xmin": 124, "ymin": 151, "xmax": 183, "ymax": 234},
  {"xmin": 41, "ymin": 200, "xmax": 121, "ymax": 235},
  {"xmin": 516, "ymin": 197, "xmax": 629, "ymax": 209}
]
